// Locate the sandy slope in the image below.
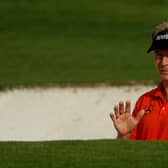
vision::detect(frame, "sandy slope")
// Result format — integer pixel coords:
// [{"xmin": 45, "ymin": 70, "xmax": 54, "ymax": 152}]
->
[{"xmin": 0, "ymin": 85, "xmax": 155, "ymax": 141}]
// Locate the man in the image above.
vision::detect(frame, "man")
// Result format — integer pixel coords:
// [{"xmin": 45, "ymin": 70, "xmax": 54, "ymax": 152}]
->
[{"xmin": 110, "ymin": 22, "xmax": 168, "ymax": 140}]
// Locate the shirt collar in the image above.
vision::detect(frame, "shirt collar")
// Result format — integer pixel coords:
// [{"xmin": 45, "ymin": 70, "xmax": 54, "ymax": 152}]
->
[{"xmin": 152, "ymin": 82, "xmax": 166, "ymax": 102}]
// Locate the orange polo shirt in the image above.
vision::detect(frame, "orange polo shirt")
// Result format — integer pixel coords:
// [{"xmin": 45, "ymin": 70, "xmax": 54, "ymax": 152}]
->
[{"xmin": 130, "ymin": 83, "xmax": 168, "ymax": 140}]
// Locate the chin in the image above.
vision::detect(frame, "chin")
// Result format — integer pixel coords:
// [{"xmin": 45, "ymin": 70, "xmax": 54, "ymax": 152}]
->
[{"xmin": 160, "ymin": 75, "xmax": 168, "ymax": 81}]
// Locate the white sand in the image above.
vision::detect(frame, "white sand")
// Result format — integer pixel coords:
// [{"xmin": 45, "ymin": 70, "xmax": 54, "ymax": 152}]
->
[{"xmin": 0, "ymin": 85, "xmax": 155, "ymax": 141}]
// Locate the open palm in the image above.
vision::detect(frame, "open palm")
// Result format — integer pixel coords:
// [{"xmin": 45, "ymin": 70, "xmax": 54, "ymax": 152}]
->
[{"xmin": 110, "ymin": 100, "xmax": 145, "ymax": 136}]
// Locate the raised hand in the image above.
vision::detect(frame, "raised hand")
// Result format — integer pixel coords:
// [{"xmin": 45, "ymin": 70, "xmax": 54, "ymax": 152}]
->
[{"xmin": 109, "ymin": 100, "xmax": 145, "ymax": 137}]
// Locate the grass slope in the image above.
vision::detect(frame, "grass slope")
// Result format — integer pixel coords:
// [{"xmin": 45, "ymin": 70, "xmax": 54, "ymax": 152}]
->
[
  {"xmin": 0, "ymin": 140, "xmax": 167, "ymax": 168},
  {"xmin": 1, "ymin": 0, "xmax": 168, "ymax": 87}
]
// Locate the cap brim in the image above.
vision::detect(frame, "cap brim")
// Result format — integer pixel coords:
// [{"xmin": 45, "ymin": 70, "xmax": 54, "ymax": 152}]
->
[
  {"xmin": 147, "ymin": 43, "xmax": 155, "ymax": 53},
  {"xmin": 147, "ymin": 40, "xmax": 168, "ymax": 53},
  {"xmin": 147, "ymin": 44, "xmax": 154, "ymax": 53}
]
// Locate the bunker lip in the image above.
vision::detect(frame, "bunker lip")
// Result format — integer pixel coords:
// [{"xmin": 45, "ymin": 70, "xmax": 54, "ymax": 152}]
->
[
  {"xmin": 0, "ymin": 80, "xmax": 157, "ymax": 92},
  {"xmin": 0, "ymin": 85, "xmax": 155, "ymax": 141}
]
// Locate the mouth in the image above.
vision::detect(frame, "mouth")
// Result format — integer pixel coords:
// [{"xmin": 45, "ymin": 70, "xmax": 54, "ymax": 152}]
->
[{"xmin": 160, "ymin": 70, "xmax": 168, "ymax": 74}]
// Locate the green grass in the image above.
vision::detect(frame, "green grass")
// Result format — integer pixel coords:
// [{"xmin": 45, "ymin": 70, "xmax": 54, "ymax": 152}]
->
[
  {"xmin": 0, "ymin": 0, "xmax": 168, "ymax": 87},
  {"xmin": 0, "ymin": 140, "xmax": 168, "ymax": 168}
]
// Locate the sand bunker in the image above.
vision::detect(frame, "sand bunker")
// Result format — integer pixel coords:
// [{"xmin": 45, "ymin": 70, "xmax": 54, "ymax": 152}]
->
[{"xmin": 0, "ymin": 85, "xmax": 155, "ymax": 141}]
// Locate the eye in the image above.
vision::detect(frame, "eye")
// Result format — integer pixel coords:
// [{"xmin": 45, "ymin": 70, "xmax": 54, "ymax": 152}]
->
[
  {"xmin": 155, "ymin": 50, "xmax": 164, "ymax": 57},
  {"xmin": 158, "ymin": 54, "xmax": 162, "ymax": 58},
  {"xmin": 157, "ymin": 52, "xmax": 163, "ymax": 57},
  {"xmin": 155, "ymin": 52, "xmax": 163, "ymax": 58},
  {"xmin": 155, "ymin": 55, "xmax": 162, "ymax": 60}
]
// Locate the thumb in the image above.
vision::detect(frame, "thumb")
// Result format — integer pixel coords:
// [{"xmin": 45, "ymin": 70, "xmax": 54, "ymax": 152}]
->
[{"xmin": 135, "ymin": 109, "xmax": 145, "ymax": 123}]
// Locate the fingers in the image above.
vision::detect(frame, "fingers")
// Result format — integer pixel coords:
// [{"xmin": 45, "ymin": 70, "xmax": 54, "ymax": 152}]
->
[
  {"xmin": 111, "ymin": 100, "xmax": 132, "ymax": 120},
  {"xmin": 119, "ymin": 101, "xmax": 124, "ymax": 114},
  {"xmin": 118, "ymin": 100, "xmax": 131, "ymax": 114},
  {"xmin": 110, "ymin": 104, "xmax": 120, "ymax": 124},
  {"xmin": 125, "ymin": 100, "xmax": 131, "ymax": 113},
  {"xmin": 114, "ymin": 105, "xmax": 119, "ymax": 118},
  {"xmin": 135, "ymin": 109, "xmax": 145, "ymax": 123}
]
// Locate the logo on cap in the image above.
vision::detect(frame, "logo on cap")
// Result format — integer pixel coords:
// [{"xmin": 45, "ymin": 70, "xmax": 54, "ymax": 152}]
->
[
  {"xmin": 156, "ymin": 34, "xmax": 168, "ymax": 40},
  {"xmin": 147, "ymin": 31, "xmax": 168, "ymax": 53}
]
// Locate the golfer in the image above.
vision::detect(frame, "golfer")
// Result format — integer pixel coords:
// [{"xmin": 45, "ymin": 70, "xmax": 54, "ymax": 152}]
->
[{"xmin": 110, "ymin": 22, "xmax": 168, "ymax": 140}]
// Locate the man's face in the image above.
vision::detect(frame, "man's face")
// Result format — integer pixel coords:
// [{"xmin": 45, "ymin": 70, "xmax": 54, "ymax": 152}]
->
[{"xmin": 154, "ymin": 49, "xmax": 168, "ymax": 81}]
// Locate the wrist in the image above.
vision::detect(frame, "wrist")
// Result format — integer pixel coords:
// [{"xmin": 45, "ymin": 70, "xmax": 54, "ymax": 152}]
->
[{"xmin": 117, "ymin": 133, "xmax": 130, "ymax": 140}]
